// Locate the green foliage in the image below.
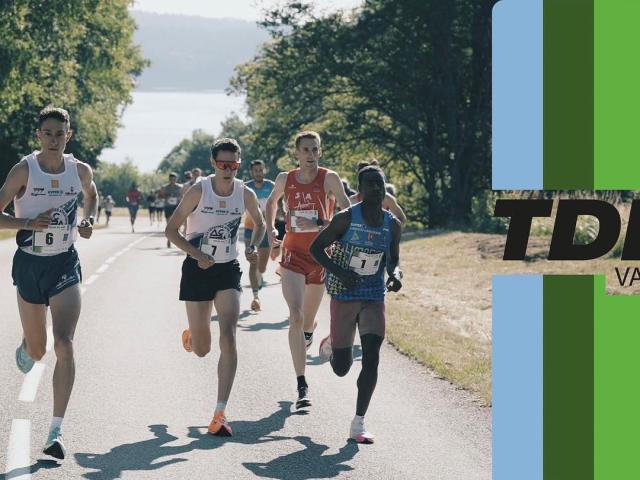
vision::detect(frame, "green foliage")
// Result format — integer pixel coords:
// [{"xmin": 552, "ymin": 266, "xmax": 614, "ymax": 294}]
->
[
  {"xmin": 228, "ymin": 0, "xmax": 494, "ymax": 227},
  {"xmin": 157, "ymin": 129, "xmax": 215, "ymax": 175},
  {"xmin": 95, "ymin": 160, "xmax": 164, "ymax": 204},
  {"xmin": 470, "ymin": 191, "xmax": 508, "ymax": 234},
  {"xmin": 0, "ymin": 0, "xmax": 147, "ymax": 184}
]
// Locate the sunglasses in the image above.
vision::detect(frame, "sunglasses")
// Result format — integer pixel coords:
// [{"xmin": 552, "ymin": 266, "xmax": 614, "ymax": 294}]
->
[{"xmin": 215, "ymin": 161, "xmax": 241, "ymax": 171}]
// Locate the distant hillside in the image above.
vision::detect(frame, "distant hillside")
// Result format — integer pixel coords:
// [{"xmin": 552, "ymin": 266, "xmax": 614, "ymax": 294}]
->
[{"xmin": 131, "ymin": 11, "xmax": 270, "ymax": 91}]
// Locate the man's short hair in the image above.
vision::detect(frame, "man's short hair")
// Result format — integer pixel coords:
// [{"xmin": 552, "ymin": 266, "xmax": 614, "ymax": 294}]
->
[
  {"xmin": 169, "ymin": 172, "xmax": 178, "ymax": 178},
  {"xmin": 191, "ymin": 168, "xmax": 202, "ymax": 174},
  {"xmin": 250, "ymin": 160, "xmax": 265, "ymax": 169},
  {"xmin": 358, "ymin": 165, "xmax": 386, "ymax": 187},
  {"xmin": 211, "ymin": 138, "xmax": 241, "ymax": 160},
  {"xmin": 38, "ymin": 107, "xmax": 70, "ymax": 129},
  {"xmin": 357, "ymin": 159, "xmax": 379, "ymax": 173},
  {"xmin": 294, "ymin": 131, "xmax": 321, "ymax": 149}
]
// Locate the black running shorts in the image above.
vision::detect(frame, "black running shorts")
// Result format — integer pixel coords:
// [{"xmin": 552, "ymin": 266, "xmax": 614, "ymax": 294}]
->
[
  {"xmin": 179, "ymin": 257, "xmax": 242, "ymax": 301},
  {"xmin": 12, "ymin": 248, "xmax": 82, "ymax": 306}
]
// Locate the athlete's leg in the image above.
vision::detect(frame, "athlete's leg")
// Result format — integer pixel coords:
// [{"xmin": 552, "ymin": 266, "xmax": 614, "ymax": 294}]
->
[
  {"xmin": 302, "ymin": 283, "xmax": 324, "ymax": 334},
  {"xmin": 328, "ymin": 299, "xmax": 358, "ymax": 377},
  {"xmin": 356, "ymin": 334, "xmax": 384, "ymax": 416},
  {"xmin": 281, "ymin": 268, "xmax": 307, "ymax": 376},
  {"xmin": 185, "ymin": 301, "xmax": 214, "ymax": 357},
  {"xmin": 17, "ymin": 292, "xmax": 48, "ymax": 361},
  {"xmin": 49, "ymin": 284, "xmax": 81, "ymax": 418},
  {"xmin": 212, "ymin": 289, "xmax": 240, "ymax": 404},
  {"xmin": 257, "ymin": 247, "xmax": 270, "ymax": 277}
]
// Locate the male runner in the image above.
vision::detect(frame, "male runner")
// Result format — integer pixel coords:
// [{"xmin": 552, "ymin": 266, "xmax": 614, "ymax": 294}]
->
[
  {"xmin": 0, "ymin": 107, "xmax": 97, "ymax": 459},
  {"xmin": 165, "ymin": 138, "xmax": 265, "ymax": 436},
  {"xmin": 350, "ymin": 161, "xmax": 406, "ymax": 225},
  {"xmin": 310, "ymin": 165, "xmax": 402, "ymax": 444},
  {"xmin": 160, "ymin": 172, "xmax": 183, "ymax": 247},
  {"xmin": 265, "ymin": 131, "xmax": 350, "ymax": 409},
  {"xmin": 244, "ymin": 160, "xmax": 275, "ymax": 311},
  {"xmin": 126, "ymin": 181, "xmax": 142, "ymax": 232}
]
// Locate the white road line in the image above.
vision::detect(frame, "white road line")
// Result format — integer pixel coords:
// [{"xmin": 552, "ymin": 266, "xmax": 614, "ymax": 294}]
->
[
  {"xmin": 5, "ymin": 419, "xmax": 30, "ymax": 479},
  {"xmin": 84, "ymin": 274, "xmax": 99, "ymax": 286},
  {"xmin": 18, "ymin": 364, "xmax": 45, "ymax": 403},
  {"xmin": 46, "ymin": 325, "xmax": 53, "ymax": 352},
  {"xmin": 105, "ymin": 256, "xmax": 117, "ymax": 264},
  {"xmin": 96, "ymin": 264, "xmax": 109, "ymax": 274},
  {"xmin": 80, "ymin": 286, "xmax": 87, "ymax": 295}
]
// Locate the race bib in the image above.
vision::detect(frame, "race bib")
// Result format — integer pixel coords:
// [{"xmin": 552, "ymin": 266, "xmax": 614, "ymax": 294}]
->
[
  {"xmin": 349, "ymin": 251, "xmax": 384, "ymax": 276},
  {"xmin": 167, "ymin": 197, "xmax": 178, "ymax": 206},
  {"xmin": 200, "ymin": 237, "xmax": 235, "ymax": 263},
  {"xmin": 291, "ymin": 209, "xmax": 319, "ymax": 232},
  {"xmin": 33, "ymin": 224, "xmax": 72, "ymax": 254}
]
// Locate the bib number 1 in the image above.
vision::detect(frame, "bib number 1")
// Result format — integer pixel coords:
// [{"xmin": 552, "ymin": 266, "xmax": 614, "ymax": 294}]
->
[{"xmin": 349, "ymin": 251, "xmax": 383, "ymax": 276}]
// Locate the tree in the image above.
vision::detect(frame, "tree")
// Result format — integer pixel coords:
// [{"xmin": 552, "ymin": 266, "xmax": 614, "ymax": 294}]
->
[
  {"xmin": 229, "ymin": 0, "xmax": 494, "ymax": 227},
  {"xmin": 0, "ymin": 0, "xmax": 146, "ymax": 185}
]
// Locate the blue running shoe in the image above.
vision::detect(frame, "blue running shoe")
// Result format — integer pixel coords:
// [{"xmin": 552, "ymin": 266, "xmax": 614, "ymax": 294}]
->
[{"xmin": 15, "ymin": 340, "xmax": 34, "ymax": 374}]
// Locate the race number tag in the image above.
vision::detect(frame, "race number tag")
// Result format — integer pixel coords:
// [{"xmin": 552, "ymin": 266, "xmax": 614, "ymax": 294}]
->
[
  {"xmin": 200, "ymin": 238, "xmax": 234, "ymax": 262},
  {"xmin": 291, "ymin": 209, "xmax": 319, "ymax": 232},
  {"xmin": 167, "ymin": 197, "xmax": 178, "ymax": 206},
  {"xmin": 349, "ymin": 251, "xmax": 384, "ymax": 276},
  {"xmin": 33, "ymin": 224, "xmax": 71, "ymax": 253}
]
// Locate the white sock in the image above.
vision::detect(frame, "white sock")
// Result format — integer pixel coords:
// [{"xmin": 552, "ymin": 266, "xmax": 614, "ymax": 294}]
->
[
  {"xmin": 353, "ymin": 415, "xmax": 364, "ymax": 424},
  {"xmin": 215, "ymin": 401, "xmax": 227, "ymax": 414},
  {"xmin": 50, "ymin": 417, "xmax": 63, "ymax": 433},
  {"xmin": 252, "ymin": 290, "xmax": 259, "ymax": 300}
]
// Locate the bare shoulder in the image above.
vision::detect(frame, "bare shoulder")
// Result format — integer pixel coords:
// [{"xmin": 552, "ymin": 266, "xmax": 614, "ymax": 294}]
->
[
  {"xmin": 243, "ymin": 184, "xmax": 259, "ymax": 199},
  {"xmin": 75, "ymin": 159, "xmax": 94, "ymax": 181}
]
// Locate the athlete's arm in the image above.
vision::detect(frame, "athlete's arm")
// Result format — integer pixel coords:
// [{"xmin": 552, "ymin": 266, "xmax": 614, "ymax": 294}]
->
[
  {"xmin": 325, "ymin": 171, "xmax": 351, "ymax": 212},
  {"xmin": 165, "ymin": 183, "xmax": 213, "ymax": 268},
  {"xmin": 265, "ymin": 172, "xmax": 287, "ymax": 247},
  {"xmin": 383, "ymin": 193, "xmax": 406, "ymax": 227},
  {"xmin": 310, "ymin": 209, "xmax": 361, "ymax": 289},
  {"xmin": 0, "ymin": 162, "xmax": 50, "ymax": 231},
  {"xmin": 243, "ymin": 186, "xmax": 266, "ymax": 264},
  {"xmin": 77, "ymin": 162, "xmax": 98, "ymax": 238},
  {"xmin": 386, "ymin": 217, "xmax": 403, "ymax": 292},
  {"xmin": 349, "ymin": 193, "xmax": 359, "ymax": 205}
]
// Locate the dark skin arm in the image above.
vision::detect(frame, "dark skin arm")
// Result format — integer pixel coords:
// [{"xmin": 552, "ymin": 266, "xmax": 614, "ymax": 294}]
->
[
  {"xmin": 385, "ymin": 218, "xmax": 403, "ymax": 292},
  {"xmin": 309, "ymin": 209, "xmax": 361, "ymax": 289}
]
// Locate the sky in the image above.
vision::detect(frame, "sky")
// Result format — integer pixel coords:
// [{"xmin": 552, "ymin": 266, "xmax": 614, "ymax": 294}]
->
[{"xmin": 130, "ymin": 0, "xmax": 364, "ymax": 22}]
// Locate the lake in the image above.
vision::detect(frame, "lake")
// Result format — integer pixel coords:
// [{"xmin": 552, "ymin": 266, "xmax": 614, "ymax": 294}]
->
[{"xmin": 99, "ymin": 90, "xmax": 246, "ymax": 172}]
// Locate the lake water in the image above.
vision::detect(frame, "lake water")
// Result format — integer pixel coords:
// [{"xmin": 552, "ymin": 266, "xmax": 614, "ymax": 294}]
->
[{"xmin": 99, "ymin": 91, "xmax": 246, "ymax": 172}]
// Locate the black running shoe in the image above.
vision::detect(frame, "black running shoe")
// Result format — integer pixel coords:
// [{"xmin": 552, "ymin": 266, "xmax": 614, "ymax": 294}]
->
[{"xmin": 296, "ymin": 386, "xmax": 311, "ymax": 409}]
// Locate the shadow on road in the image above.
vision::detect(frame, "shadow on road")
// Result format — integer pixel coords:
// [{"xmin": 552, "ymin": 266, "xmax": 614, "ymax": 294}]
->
[
  {"xmin": 211, "ymin": 309, "xmax": 253, "ymax": 323},
  {"xmin": 243, "ymin": 436, "xmax": 359, "ymax": 479},
  {"xmin": 307, "ymin": 344, "xmax": 362, "ymax": 366},
  {"xmin": 0, "ymin": 459, "xmax": 61, "ymax": 479},
  {"xmin": 73, "ymin": 401, "xmax": 295, "ymax": 480},
  {"xmin": 239, "ymin": 318, "xmax": 289, "ymax": 332}
]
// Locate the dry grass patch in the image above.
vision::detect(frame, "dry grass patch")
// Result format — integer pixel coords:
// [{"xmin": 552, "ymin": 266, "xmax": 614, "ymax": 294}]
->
[
  {"xmin": 388, "ymin": 230, "xmax": 640, "ymax": 406},
  {"xmin": 0, "ymin": 230, "xmax": 16, "ymax": 241}
]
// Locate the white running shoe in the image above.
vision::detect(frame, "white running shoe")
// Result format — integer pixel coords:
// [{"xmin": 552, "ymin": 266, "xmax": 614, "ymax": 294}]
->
[
  {"xmin": 350, "ymin": 417, "xmax": 374, "ymax": 444},
  {"xmin": 43, "ymin": 427, "xmax": 66, "ymax": 460},
  {"xmin": 319, "ymin": 336, "xmax": 332, "ymax": 363}
]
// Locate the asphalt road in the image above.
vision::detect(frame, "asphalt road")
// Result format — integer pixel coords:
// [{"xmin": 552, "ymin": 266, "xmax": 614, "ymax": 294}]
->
[{"xmin": 0, "ymin": 216, "xmax": 491, "ymax": 479}]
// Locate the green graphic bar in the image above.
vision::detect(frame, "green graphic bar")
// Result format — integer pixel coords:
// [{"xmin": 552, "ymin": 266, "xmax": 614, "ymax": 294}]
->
[
  {"xmin": 594, "ymin": 276, "xmax": 640, "ymax": 477},
  {"xmin": 544, "ymin": 276, "xmax": 593, "ymax": 479},
  {"xmin": 544, "ymin": 0, "xmax": 593, "ymax": 189},
  {"xmin": 594, "ymin": 1, "xmax": 640, "ymax": 188}
]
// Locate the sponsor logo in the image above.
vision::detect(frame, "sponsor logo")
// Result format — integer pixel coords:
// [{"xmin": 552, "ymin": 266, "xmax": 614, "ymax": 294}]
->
[
  {"xmin": 51, "ymin": 180, "xmax": 59, "ymax": 188},
  {"xmin": 47, "ymin": 189, "xmax": 64, "ymax": 196},
  {"xmin": 220, "ymin": 200, "xmax": 227, "ymax": 209}
]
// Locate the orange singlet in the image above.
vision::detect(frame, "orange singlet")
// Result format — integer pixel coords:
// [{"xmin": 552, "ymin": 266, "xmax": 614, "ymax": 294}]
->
[{"xmin": 281, "ymin": 167, "xmax": 334, "ymax": 284}]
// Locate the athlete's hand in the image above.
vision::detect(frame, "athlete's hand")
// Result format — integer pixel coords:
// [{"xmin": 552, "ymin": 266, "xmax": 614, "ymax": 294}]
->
[
  {"xmin": 336, "ymin": 268, "xmax": 361, "ymax": 290},
  {"xmin": 78, "ymin": 218, "xmax": 94, "ymax": 239},
  {"xmin": 195, "ymin": 252, "xmax": 215, "ymax": 269},
  {"xmin": 245, "ymin": 246, "xmax": 258, "ymax": 265},
  {"xmin": 386, "ymin": 273, "xmax": 403, "ymax": 292},
  {"xmin": 267, "ymin": 228, "xmax": 281, "ymax": 249},
  {"xmin": 26, "ymin": 209, "xmax": 53, "ymax": 231}
]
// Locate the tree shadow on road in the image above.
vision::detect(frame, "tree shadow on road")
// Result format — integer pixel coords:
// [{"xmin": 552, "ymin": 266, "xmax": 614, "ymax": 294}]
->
[
  {"xmin": 0, "ymin": 459, "xmax": 61, "ymax": 479},
  {"xmin": 239, "ymin": 318, "xmax": 289, "ymax": 332},
  {"xmin": 74, "ymin": 401, "xmax": 294, "ymax": 480},
  {"xmin": 243, "ymin": 436, "xmax": 360, "ymax": 479}
]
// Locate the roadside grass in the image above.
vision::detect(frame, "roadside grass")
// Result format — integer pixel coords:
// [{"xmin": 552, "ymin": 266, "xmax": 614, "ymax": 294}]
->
[
  {"xmin": 389, "ymin": 230, "xmax": 640, "ymax": 406},
  {"xmin": 0, "ymin": 230, "xmax": 15, "ymax": 240}
]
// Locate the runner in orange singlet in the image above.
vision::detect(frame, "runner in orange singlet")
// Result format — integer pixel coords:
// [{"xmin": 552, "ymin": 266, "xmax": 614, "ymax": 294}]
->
[{"xmin": 265, "ymin": 131, "xmax": 350, "ymax": 409}]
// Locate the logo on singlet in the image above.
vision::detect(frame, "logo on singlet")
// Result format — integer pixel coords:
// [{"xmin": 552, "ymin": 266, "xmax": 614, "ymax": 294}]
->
[
  {"xmin": 51, "ymin": 180, "xmax": 59, "ymax": 188},
  {"xmin": 50, "ymin": 208, "xmax": 69, "ymax": 225}
]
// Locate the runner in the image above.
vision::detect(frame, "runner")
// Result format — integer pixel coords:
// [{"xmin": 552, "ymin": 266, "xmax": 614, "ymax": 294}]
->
[
  {"xmin": 146, "ymin": 191, "xmax": 156, "ymax": 225},
  {"xmin": 265, "ymin": 131, "xmax": 350, "ymax": 409},
  {"xmin": 310, "ymin": 165, "xmax": 402, "ymax": 444},
  {"xmin": 0, "ymin": 107, "xmax": 97, "ymax": 460},
  {"xmin": 160, "ymin": 172, "xmax": 183, "ymax": 247},
  {"xmin": 165, "ymin": 137, "xmax": 265, "ymax": 436},
  {"xmin": 350, "ymin": 161, "xmax": 406, "ymax": 225},
  {"xmin": 96, "ymin": 192, "xmax": 104, "ymax": 224},
  {"xmin": 154, "ymin": 189, "xmax": 165, "ymax": 226},
  {"xmin": 104, "ymin": 195, "xmax": 115, "ymax": 226},
  {"xmin": 126, "ymin": 181, "xmax": 142, "ymax": 232},
  {"xmin": 244, "ymin": 160, "xmax": 275, "ymax": 311}
]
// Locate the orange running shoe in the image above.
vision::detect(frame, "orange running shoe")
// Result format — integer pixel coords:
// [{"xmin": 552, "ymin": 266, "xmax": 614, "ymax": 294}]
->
[
  {"xmin": 182, "ymin": 329, "xmax": 192, "ymax": 353},
  {"xmin": 251, "ymin": 298, "xmax": 261, "ymax": 312},
  {"xmin": 208, "ymin": 411, "xmax": 232, "ymax": 436}
]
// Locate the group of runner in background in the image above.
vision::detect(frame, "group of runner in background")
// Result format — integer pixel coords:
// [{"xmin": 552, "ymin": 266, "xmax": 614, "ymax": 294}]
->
[{"xmin": 0, "ymin": 107, "xmax": 407, "ymax": 461}]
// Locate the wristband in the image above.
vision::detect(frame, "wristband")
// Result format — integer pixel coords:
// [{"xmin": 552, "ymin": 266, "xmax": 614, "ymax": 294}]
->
[{"xmin": 316, "ymin": 218, "xmax": 324, "ymax": 227}]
